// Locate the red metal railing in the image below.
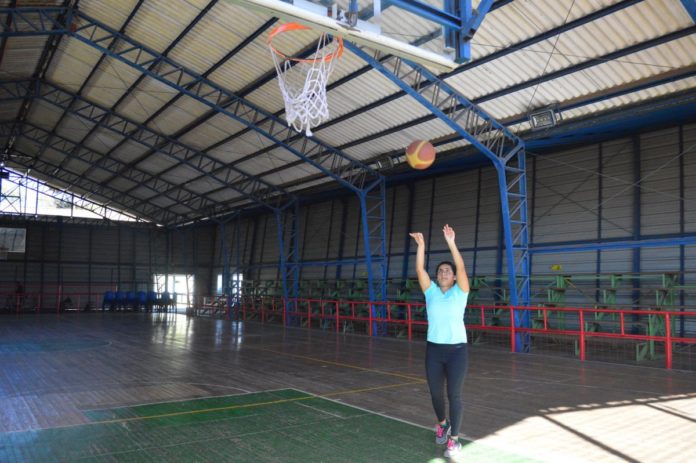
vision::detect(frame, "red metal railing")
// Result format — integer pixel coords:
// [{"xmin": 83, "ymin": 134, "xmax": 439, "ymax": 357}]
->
[{"xmin": 237, "ymin": 296, "xmax": 696, "ymax": 369}]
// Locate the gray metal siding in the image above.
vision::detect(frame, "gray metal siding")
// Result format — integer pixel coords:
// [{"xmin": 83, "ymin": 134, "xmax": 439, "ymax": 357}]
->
[
  {"xmin": 532, "ymin": 145, "xmax": 600, "ymax": 244},
  {"xmin": 599, "ymin": 138, "xmax": 636, "ymax": 240},
  {"xmin": 387, "ymin": 185, "xmax": 411, "ymax": 280},
  {"xmin": 640, "ymin": 127, "xmax": 681, "ymax": 236}
]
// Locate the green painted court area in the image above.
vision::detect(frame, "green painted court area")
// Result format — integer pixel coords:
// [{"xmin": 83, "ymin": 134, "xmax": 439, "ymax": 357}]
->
[{"xmin": 0, "ymin": 389, "xmax": 539, "ymax": 462}]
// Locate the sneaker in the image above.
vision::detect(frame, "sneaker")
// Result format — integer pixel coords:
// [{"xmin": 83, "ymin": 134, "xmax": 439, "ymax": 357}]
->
[
  {"xmin": 444, "ymin": 438, "xmax": 462, "ymax": 458},
  {"xmin": 435, "ymin": 421, "xmax": 450, "ymax": 445}
]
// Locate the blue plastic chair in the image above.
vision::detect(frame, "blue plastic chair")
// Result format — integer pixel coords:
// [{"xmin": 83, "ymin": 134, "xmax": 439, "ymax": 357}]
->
[
  {"xmin": 114, "ymin": 291, "xmax": 127, "ymax": 311},
  {"xmin": 126, "ymin": 291, "xmax": 137, "ymax": 311}
]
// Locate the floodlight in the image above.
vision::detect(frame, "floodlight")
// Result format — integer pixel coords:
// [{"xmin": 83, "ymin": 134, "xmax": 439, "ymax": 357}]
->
[{"xmin": 529, "ymin": 105, "xmax": 561, "ymax": 130}]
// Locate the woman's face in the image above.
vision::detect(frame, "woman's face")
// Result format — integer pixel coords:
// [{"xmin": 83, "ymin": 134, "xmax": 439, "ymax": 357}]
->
[{"xmin": 436, "ymin": 264, "xmax": 455, "ymax": 288}]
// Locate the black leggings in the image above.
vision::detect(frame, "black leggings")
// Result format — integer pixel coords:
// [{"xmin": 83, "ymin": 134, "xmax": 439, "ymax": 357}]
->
[{"xmin": 425, "ymin": 342, "xmax": 469, "ymax": 437}]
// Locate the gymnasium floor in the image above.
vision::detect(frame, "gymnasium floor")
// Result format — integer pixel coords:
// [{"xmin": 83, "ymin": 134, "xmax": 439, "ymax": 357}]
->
[{"xmin": 1, "ymin": 313, "xmax": 694, "ymax": 462}]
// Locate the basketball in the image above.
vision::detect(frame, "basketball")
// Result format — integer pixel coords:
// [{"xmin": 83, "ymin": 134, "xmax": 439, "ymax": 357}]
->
[{"xmin": 405, "ymin": 140, "xmax": 436, "ymax": 170}]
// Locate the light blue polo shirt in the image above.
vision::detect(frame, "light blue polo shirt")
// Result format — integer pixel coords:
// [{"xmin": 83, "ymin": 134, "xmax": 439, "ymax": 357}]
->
[{"xmin": 424, "ymin": 280, "xmax": 468, "ymax": 344}]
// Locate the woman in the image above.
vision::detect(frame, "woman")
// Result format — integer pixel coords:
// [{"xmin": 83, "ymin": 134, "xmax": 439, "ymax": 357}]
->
[{"xmin": 409, "ymin": 224, "xmax": 470, "ymax": 458}]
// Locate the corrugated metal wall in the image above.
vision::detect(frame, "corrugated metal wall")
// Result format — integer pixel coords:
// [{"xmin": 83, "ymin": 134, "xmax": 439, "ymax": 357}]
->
[
  {"xmin": 0, "ymin": 220, "xmax": 214, "ymax": 309},
  {"xmin": 208, "ymin": 121, "xmax": 696, "ymax": 306}
]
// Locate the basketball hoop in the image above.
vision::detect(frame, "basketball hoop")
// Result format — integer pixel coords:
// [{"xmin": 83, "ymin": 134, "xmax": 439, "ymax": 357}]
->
[{"xmin": 268, "ymin": 22, "xmax": 343, "ymax": 137}]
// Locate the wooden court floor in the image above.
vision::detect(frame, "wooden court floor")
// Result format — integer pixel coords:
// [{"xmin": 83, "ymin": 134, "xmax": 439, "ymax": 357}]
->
[{"xmin": 1, "ymin": 313, "xmax": 694, "ymax": 462}]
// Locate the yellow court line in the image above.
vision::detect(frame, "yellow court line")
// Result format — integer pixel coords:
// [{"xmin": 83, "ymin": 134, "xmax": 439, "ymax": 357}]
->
[
  {"xmin": 255, "ymin": 347, "xmax": 424, "ymax": 382},
  {"xmin": 91, "ymin": 381, "xmax": 424, "ymax": 426}
]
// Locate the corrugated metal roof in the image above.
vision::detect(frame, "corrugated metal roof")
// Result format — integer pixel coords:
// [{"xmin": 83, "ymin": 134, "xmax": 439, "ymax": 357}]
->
[{"xmin": 0, "ymin": 0, "xmax": 694, "ymax": 224}]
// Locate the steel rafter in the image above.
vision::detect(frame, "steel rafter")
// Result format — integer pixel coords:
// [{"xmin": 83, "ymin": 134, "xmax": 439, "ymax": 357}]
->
[
  {"xmin": 0, "ymin": 119, "xmax": 219, "ymax": 225},
  {"xmin": 167, "ymin": 30, "xmax": 446, "ymax": 186},
  {"xmin": 275, "ymin": 202, "xmax": 301, "ymax": 323},
  {"xmin": 57, "ymin": 1, "xmax": 216, "ymax": 191},
  {"xmin": 186, "ymin": 0, "xmax": 646, "ymax": 182},
  {"xmin": 349, "ymin": 44, "xmax": 531, "ymax": 349},
  {"xmin": 2, "ymin": 3, "xmax": 72, "ymax": 158},
  {"xmin": 68, "ymin": 10, "xmax": 381, "ymax": 194},
  {"xmin": 0, "ymin": 7, "xmax": 69, "ymax": 37},
  {"xmin": 310, "ymin": 24, "xmax": 695, "ymax": 158},
  {"xmin": 360, "ymin": 179, "xmax": 388, "ymax": 334},
  {"xmin": 111, "ymin": 19, "xmax": 280, "ymax": 218},
  {"xmin": 42, "ymin": 0, "xmax": 147, "ymax": 173},
  {"xmin": 1, "ymin": 79, "xmax": 298, "ymax": 215},
  {"xmin": 0, "ymin": 126, "xmax": 157, "ymax": 222},
  {"xmin": 0, "ymin": 1, "xmax": 18, "ymax": 69},
  {"xmin": 215, "ymin": 214, "xmax": 243, "ymax": 319}
]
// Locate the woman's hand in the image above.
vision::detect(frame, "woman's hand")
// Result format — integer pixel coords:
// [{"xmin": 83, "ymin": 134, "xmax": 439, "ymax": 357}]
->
[
  {"xmin": 409, "ymin": 232, "xmax": 425, "ymax": 247},
  {"xmin": 443, "ymin": 224, "xmax": 455, "ymax": 244}
]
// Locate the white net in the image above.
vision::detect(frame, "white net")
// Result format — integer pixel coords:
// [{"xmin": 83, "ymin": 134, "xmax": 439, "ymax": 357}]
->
[{"xmin": 269, "ymin": 25, "xmax": 343, "ymax": 137}]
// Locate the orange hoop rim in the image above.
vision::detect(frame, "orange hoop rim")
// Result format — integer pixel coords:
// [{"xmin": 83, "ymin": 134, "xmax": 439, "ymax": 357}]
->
[{"xmin": 268, "ymin": 22, "xmax": 344, "ymax": 63}]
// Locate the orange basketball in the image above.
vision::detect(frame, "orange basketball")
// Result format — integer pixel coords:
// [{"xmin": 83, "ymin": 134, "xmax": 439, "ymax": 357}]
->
[{"xmin": 405, "ymin": 140, "xmax": 436, "ymax": 170}]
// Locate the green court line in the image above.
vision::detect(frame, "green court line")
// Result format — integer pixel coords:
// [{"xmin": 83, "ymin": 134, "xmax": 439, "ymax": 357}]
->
[{"xmin": 0, "ymin": 389, "xmax": 544, "ymax": 462}]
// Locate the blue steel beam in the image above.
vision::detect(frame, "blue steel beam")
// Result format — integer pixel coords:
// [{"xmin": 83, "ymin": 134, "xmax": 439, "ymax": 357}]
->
[
  {"xmin": 0, "ymin": 1, "xmax": 17, "ymax": 69},
  {"xmin": 0, "ymin": 79, "xmax": 297, "ymax": 214},
  {"xmin": 2, "ymin": 3, "xmax": 72, "ymax": 159},
  {"xmin": 68, "ymin": 19, "xmax": 278, "ymax": 220},
  {"xmin": 165, "ymin": 30, "xmax": 445, "ymax": 196},
  {"xmin": 275, "ymin": 203, "xmax": 301, "ymax": 324},
  {"xmin": 62, "ymin": 1, "xmax": 218, "ymax": 192},
  {"xmin": 681, "ymin": 0, "xmax": 696, "ymax": 23},
  {"xmin": 206, "ymin": 0, "xmax": 647, "ymax": 177},
  {"xmin": 348, "ymin": 43, "xmax": 531, "ymax": 349},
  {"xmin": 320, "ymin": 25, "xmax": 696, "ymax": 154},
  {"xmin": 231, "ymin": 65, "xmax": 692, "ymax": 191},
  {"xmin": 66, "ymin": 10, "xmax": 382, "ymax": 194},
  {"xmin": 0, "ymin": 7, "xmax": 69, "ymax": 36},
  {"xmin": 1, "ymin": 119, "xmax": 223, "ymax": 224},
  {"xmin": 388, "ymin": 0, "xmax": 461, "ymax": 28},
  {"xmin": 358, "ymin": 0, "xmax": 512, "ymax": 19},
  {"xmin": 461, "ymin": 0, "xmax": 495, "ymax": 40},
  {"xmin": 372, "ymin": 67, "xmax": 696, "ymax": 160},
  {"xmin": 59, "ymin": 0, "xmax": 548, "ymax": 203},
  {"xmin": 45, "ymin": 0, "xmax": 146, "ymax": 173},
  {"xmin": 114, "ymin": 23, "xmax": 333, "ymax": 212},
  {"xmin": 0, "ymin": 82, "xmax": 289, "ymax": 225}
]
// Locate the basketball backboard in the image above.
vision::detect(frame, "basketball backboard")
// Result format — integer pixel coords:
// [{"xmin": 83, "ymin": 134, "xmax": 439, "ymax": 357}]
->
[
  {"xmin": 224, "ymin": 0, "xmax": 459, "ymax": 71},
  {"xmin": 0, "ymin": 227, "xmax": 26, "ymax": 253}
]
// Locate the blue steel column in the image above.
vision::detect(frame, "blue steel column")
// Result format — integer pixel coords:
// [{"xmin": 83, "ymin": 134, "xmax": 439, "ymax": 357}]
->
[
  {"xmin": 219, "ymin": 219, "xmax": 231, "ymax": 314},
  {"xmin": 359, "ymin": 178, "xmax": 388, "ymax": 334},
  {"xmin": 233, "ymin": 214, "xmax": 242, "ymax": 319},
  {"xmin": 348, "ymin": 44, "xmax": 531, "ymax": 350},
  {"xmin": 275, "ymin": 202, "xmax": 300, "ymax": 326}
]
